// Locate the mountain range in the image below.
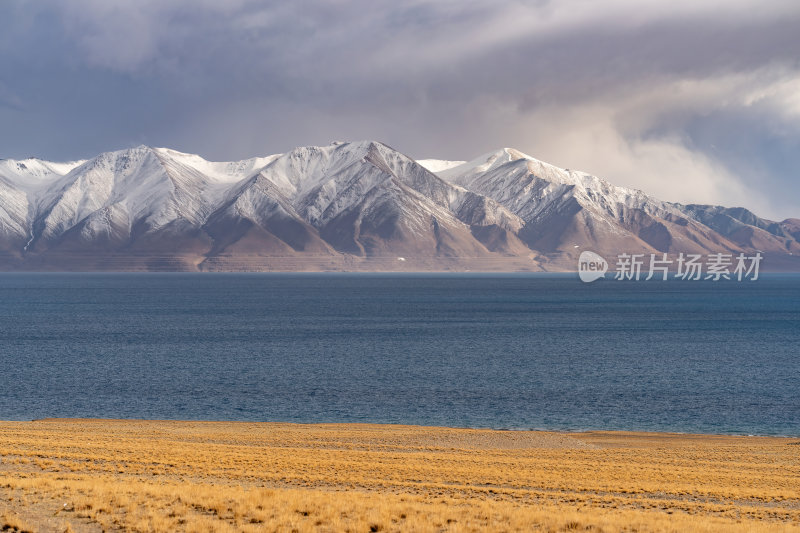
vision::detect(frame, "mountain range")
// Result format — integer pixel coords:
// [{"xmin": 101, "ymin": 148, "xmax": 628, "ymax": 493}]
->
[{"xmin": 1, "ymin": 140, "xmax": 798, "ymax": 271}]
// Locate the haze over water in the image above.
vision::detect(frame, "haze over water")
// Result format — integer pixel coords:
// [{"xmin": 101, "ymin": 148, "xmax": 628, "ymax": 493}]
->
[{"xmin": 1, "ymin": 273, "xmax": 798, "ymax": 436}]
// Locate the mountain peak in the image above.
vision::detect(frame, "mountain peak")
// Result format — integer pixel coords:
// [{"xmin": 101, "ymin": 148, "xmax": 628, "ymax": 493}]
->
[
  {"xmin": 502, "ymin": 147, "xmax": 534, "ymax": 161},
  {"xmin": 453, "ymin": 147, "xmax": 537, "ymax": 174}
]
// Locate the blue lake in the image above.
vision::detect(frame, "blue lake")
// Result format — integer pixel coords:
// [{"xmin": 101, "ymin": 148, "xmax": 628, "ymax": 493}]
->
[{"xmin": 0, "ymin": 273, "xmax": 798, "ymax": 435}]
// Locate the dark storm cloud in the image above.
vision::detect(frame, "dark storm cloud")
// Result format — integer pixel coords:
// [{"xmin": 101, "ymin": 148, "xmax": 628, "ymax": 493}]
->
[{"xmin": 1, "ymin": 0, "xmax": 798, "ymax": 218}]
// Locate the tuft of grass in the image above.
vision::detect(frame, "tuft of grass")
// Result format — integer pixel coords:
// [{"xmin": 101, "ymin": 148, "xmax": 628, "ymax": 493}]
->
[{"xmin": 0, "ymin": 512, "xmax": 34, "ymax": 533}]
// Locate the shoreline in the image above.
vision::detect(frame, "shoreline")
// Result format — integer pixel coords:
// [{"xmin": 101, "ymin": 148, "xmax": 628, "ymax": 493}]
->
[
  {"xmin": 21, "ymin": 418, "xmax": 800, "ymax": 439},
  {"xmin": 2, "ymin": 418, "xmax": 799, "ymax": 532}
]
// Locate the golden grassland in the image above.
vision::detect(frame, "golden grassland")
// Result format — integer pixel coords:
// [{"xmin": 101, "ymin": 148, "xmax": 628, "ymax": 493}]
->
[{"xmin": 0, "ymin": 419, "xmax": 799, "ymax": 532}]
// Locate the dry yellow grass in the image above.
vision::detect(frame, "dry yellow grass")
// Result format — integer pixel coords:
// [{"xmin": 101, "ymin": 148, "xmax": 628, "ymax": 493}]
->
[{"xmin": 0, "ymin": 419, "xmax": 798, "ymax": 532}]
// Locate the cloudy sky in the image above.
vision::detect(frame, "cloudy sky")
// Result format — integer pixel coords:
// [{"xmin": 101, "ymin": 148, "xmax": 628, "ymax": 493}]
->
[{"xmin": 1, "ymin": 0, "xmax": 798, "ymax": 219}]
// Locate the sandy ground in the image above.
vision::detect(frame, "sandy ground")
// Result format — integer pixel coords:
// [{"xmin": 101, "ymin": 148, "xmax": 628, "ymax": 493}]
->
[{"xmin": 1, "ymin": 419, "xmax": 799, "ymax": 532}]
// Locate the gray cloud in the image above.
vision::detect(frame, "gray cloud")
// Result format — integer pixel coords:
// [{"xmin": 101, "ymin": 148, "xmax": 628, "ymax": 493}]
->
[
  {"xmin": 0, "ymin": 81, "xmax": 25, "ymax": 110},
  {"xmin": 0, "ymin": 0, "xmax": 798, "ymax": 218}
]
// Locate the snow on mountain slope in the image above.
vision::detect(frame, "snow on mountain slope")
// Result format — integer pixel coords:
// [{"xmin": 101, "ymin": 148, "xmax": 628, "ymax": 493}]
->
[
  {"xmin": 9, "ymin": 147, "xmax": 282, "ymax": 252},
  {"xmin": 0, "ymin": 158, "xmax": 86, "ymax": 247},
  {"xmin": 204, "ymin": 168, "xmax": 333, "ymax": 256},
  {"xmin": 0, "ymin": 178, "xmax": 29, "ymax": 244},
  {"xmin": 152, "ymin": 148, "xmax": 280, "ymax": 184},
  {"xmin": 242, "ymin": 141, "xmax": 452, "ymax": 225},
  {"xmin": 416, "ymin": 159, "xmax": 467, "ymax": 173},
  {"xmin": 439, "ymin": 148, "xmax": 667, "ymax": 222},
  {"xmin": 31, "ymin": 146, "xmax": 234, "ymax": 249},
  {"xmin": 436, "ymin": 148, "xmax": 758, "ymax": 257},
  {"xmin": 0, "ymin": 158, "xmax": 85, "ymax": 192},
  {"xmin": 210, "ymin": 141, "xmax": 494, "ymax": 257}
]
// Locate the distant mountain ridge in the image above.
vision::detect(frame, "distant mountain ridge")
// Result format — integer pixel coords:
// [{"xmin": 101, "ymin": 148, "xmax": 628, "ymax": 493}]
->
[{"xmin": 0, "ymin": 141, "xmax": 797, "ymax": 271}]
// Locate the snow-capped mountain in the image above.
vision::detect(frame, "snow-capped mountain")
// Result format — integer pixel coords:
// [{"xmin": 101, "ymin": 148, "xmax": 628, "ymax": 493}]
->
[
  {"xmin": 436, "ymin": 148, "xmax": 776, "ymax": 266},
  {"xmin": 205, "ymin": 141, "xmax": 492, "ymax": 260},
  {"xmin": 0, "ymin": 141, "xmax": 797, "ymax": 271},
  {"xmin": 0, "ymin": 158, "xmax": 85, "ymax": 248}
]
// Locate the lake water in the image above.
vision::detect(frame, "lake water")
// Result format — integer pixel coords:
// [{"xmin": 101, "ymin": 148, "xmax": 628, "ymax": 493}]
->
[{"xmin": 0, "ymin": 273, "xmax": 798, "ymax": 436}]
